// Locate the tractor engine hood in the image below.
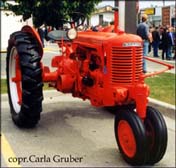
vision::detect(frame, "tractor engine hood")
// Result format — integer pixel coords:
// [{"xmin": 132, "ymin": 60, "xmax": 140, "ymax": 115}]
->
[{"xmin": 75, "ymin": 31, "xmax": 143, "ymax": 48}]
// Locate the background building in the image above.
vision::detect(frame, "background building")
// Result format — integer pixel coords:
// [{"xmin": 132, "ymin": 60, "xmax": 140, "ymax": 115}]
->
[
  {"xmin": 162, "ymin": 5, "xmax": 176, "ymax": 27},
  {"xmin": 89, "ymin": 1, "xmax": 138, "ymax": 34},
  {"xmin": 90, "ymin": 5, "xmax": 114, "ymax": 27},
  {"xmin": 139, "ymin": 5, "xmax": 176, "ymax": 27}
]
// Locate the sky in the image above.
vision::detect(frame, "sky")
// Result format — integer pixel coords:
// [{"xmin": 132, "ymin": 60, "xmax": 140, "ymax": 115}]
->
[{"xmin": 97, "ymin": 0, "xmax": 175, "ymax": 9}]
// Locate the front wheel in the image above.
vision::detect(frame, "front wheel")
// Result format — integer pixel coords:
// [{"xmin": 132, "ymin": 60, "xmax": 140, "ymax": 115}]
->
[
  {"xmin": 6, "ymin": 31, "xmax": 43, "ymax": 128},
  {"xmin": 144, "ymin": 106, "xmax": 168, "ymax": 165},
  {"xmin": 114, "ymin": 109, "xmax": 147, "ymax": 165}
]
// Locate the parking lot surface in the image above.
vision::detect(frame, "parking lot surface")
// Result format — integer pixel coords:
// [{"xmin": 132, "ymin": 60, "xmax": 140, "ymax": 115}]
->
[{"xmin": 1, "ymin": 90, "xmax": 175, "ymax": 167}]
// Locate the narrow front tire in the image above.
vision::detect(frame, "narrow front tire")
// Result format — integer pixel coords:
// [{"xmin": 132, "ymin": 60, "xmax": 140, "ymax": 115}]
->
[{"xmin": 114, "ymin": 109, "xmax": 147, "ymax": 165}]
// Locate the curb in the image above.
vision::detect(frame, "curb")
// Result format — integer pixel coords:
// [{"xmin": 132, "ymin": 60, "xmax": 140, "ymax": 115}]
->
[
  {"xmin": 148, "ymin": 97, "xmax": 175, "ymax": 118},
  {"xmin": 147, "ymin": 55, "xmax": 175, "ymax": 65},
  {"xmin": 0, "ymin": 50, "xmax": 7, "ymax": 53},
  {"xmin": 44, "ymin": 47, "xmax": 60, "ymax": 51},
  {"xmin": 0, "ymin": 48, "xmax": 59, "ymax": 53},
  {"xmin": 1, "ymin": 90, "xmax": 175, "ymax": 119}
]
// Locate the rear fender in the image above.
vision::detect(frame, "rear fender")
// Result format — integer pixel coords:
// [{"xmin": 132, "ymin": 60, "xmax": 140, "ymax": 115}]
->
[{"xmin": 21, "ymin": 25, "xmax": 43, "ymax": 56}]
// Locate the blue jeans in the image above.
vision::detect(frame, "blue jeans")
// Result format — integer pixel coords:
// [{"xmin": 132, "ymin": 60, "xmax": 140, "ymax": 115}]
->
[
  {"xmin": 143, "ymin": 40, "xmax": 149, "ymax": 72},
  {"xmin": 167, "ymin": 45, "xmax": 172, "ymax": 59},
  {"xmin": 152, "ymin": 41, "xmax": 159, "ymax": 57}
]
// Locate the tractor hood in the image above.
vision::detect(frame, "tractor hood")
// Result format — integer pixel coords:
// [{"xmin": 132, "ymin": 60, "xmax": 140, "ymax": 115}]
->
[{"xmin": 75, "ymin": 31, "xmax": 143, "ymax": 48}]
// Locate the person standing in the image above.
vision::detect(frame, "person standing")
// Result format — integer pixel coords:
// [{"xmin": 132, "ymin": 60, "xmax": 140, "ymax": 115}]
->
[
  {"xmin": 137, "ymin": 14, "xmax": 150, "ymax": 73},
  {"xmin": 172, "ymin": 27, "xmax": 176, "ymax": 59},
  {"xmin": 161, "ymin": 27, "xmax": 169, "ymax": 60},
  {"xmin": 152, "ymin": 27, "xmax": 160, "ymax": 57},
  {"xmin": 148, "ymin": 26, "xmax": 153, "ymax": 53},
  {"xmin": 167, "ymin": 27, "xmax": 175, "ymax": 59}
]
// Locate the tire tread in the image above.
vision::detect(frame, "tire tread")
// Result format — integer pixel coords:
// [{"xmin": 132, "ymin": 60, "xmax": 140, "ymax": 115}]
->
[{"xmin": 6, "ymin": 31, "xmax": 43, "ymax": 128}]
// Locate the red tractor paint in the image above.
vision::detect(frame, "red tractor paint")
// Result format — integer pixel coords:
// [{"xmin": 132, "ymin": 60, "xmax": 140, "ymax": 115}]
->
[
  {"xmin": 118, "ymin": 120, "xmax": 137, "ymax": 158},
  {"xmin": 39, "ymin": 29, "xmax": 173, "ymax": 119},
  {"xmin": 22, "ymin": 25, "xmax": 43, "ymax": 56},
  {"xmin": 7, "ymin": 7, "xmax": 174, "ymax": 166},
  {"xmin": 12, "ymin": 54, "xmax": 22, "ymax": 105}
]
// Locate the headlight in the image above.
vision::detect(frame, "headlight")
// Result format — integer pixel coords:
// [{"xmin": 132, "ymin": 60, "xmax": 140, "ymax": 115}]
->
[{"xmin": 67, "ymin": 28, "xmax": 77, "ymax": 40}]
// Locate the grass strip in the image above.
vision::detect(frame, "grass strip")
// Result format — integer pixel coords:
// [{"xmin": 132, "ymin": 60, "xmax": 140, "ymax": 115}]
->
[{"xmin": 145, "ymin": 72, "xmax": 175, "ymax": 105}]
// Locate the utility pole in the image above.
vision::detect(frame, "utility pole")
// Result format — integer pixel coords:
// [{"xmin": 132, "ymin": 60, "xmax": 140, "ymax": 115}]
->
[
  {"xmin": 125, "ymin": 1, "xmax": 138, "ymax": 34},
  {"xmin": 163, "ymin": 0, "xmax": 165, "ymax": 7},
  {"xmin": 114, "ymin": 0, "xmax": 138, "ymax": 33},
  {"xmin": 115, "ymin": 0, "xmax": 119, "ymax": 7}
]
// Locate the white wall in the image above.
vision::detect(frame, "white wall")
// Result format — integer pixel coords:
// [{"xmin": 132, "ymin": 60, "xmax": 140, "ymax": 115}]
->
[
  {"xmin": 90, "ymin": 3, "xmax": 125, "ymax": 30},
  {"xmin": 155, "ymin": 7, "xmax": 162, "ymax": 16},
  {"xmin": 103, "ymin": 12, "xmax": 114, "ymax": 23},
  {"xmin": 90, "ymin": 15, "xmax": 99, "ymax": 27},
  {"xmin": 90, "ymin": 12, "xmax": 115, "ymax": 27},
  {"xmin": 1, "ymin": 10, "xmax": 33, "ymax": 50}
]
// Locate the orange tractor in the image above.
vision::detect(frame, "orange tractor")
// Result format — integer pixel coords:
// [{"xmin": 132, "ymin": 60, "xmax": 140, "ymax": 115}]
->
[{"xmin": 6, "ymin": 8, "xmax": 173, "ymax": 165}]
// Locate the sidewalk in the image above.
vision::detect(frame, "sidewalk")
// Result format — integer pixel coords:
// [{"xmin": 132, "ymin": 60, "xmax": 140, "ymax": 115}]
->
[
  {"xmin": 43, "ymin": 42, "xmax": 60, "ymax": 52},
  {"xmin": 0, "ymin": 42, "xmax": 59, "ymax": 53},
  {"xmin": 148, "ymin": 49, "xmax": 175, "ymax": 65},
  {"xmin": 146, "ymin": 49, "xmax": 175, "ymax": 74}
]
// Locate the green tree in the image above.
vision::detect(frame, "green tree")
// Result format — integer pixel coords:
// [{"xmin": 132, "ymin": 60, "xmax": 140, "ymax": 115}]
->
[{"xmin": 2, "ymin": 0, "xmax": 101, "ymax": 28}]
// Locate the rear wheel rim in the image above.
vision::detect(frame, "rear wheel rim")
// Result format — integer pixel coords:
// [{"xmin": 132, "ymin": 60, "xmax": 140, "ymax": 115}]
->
[
  {"xmin": 118, "ymin": 120, "xmax": 136, "ymax": 158},
  {"xmin": 9, "ymin": 47, "xmax": 22, "ymax": 113}
]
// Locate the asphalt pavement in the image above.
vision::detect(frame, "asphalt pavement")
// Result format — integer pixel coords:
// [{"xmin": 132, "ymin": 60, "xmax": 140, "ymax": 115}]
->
[{"xmin": 1, "ymin": 90, "xmax": 175, "ymax": 167}]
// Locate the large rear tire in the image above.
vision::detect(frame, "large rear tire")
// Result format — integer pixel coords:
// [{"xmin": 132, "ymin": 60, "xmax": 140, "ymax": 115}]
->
[{"xmin": 6, "ymin": 31, "xmax": 43, "ymax": 128}]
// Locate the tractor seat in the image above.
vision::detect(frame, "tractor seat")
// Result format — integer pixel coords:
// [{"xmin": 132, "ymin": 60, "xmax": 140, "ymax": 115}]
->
[{"xmin": 47, "ymin": 30, "xmax": 70, "ymax": 41}]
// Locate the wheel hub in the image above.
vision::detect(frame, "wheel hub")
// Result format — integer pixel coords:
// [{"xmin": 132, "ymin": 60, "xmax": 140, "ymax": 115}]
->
[
  {"xmin": 9, "ymin": 47, "xmax": 22, "ymax": 113},
  {"xmin": 118, "ymin": 120, "xmax": 136, "ymax": 158}
]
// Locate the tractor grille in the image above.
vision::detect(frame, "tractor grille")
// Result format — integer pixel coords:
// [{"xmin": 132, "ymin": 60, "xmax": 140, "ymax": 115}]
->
[{"xmin": 110, "ymin": 47, "xmax": 143, "ymax": 85}]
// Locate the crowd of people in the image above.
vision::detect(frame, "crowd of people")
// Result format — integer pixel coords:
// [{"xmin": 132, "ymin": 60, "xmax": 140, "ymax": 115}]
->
[
  {"xmin": 149, "ymin": 25, "xmax": 175, "ymax": 60},
  {"xmin": 137, "ymin": 14, "xmax": 175, "ymax": 73}
]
